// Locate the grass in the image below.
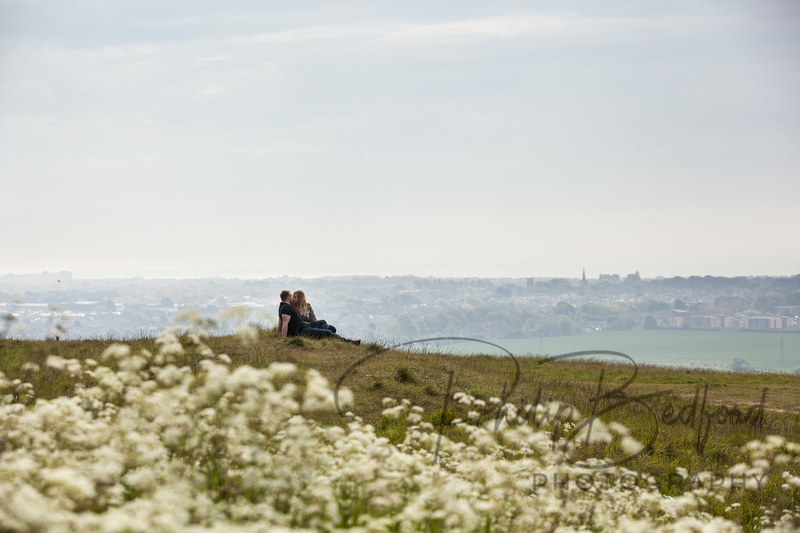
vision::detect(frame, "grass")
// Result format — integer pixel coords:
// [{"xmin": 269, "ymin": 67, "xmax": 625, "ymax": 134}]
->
[
  {"xmin": 4, "ymin": 329, "xmax": 799, "ymax": 458},
  {"xmin": 2, "ymin": 329, "xmax": 800, "ymax": 531}
]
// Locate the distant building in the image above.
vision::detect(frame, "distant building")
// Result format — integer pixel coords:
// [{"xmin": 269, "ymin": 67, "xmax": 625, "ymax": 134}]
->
[
  {"xmin": 672, "ymin": 310, "xmax": 689, "ymax": 327},
  {"xmin": 690, "ymin": 316, "xmax": 721, "ymax": 328},
  {"xmin": 750, "ymin": 316, "xmax": 779, "ymax": 329}
]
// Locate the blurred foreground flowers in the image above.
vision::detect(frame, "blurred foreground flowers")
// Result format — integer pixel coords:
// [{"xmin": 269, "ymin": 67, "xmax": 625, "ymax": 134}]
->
[{"xmin": 0, "ymin": 330, "xmax": 798, "ymax": 532}]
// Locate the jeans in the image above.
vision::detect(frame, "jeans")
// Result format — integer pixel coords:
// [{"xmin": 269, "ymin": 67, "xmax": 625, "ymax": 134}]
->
[
  {"xmin": 308, "ymin": 320, "xmax": 336, "ymax": 334},
  {"xmin": 300, "ymin": 324, "xmax": 341, "ymax": 340}
]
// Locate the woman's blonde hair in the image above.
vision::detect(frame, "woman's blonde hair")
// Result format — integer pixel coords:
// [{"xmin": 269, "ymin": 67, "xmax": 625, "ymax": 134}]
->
[{"xmin": 291, "ymin": 290, "xmax": 308, "ymax": 312}]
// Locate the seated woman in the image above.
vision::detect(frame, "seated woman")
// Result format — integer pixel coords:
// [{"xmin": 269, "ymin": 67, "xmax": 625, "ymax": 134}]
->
[{"xmin": 291, "ymin": 290, "xmax": 336, "ymax": 333}]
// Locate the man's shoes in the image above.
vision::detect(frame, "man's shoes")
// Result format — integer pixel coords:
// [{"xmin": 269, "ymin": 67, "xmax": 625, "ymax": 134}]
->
[{"xmin": 352, "ymin": 339, "xmax": 361, "ymax": 346}]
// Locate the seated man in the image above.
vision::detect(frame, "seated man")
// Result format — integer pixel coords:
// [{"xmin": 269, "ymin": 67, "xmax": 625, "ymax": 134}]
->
[{"xmin": 278, "ymin": 290, "xmax": 360, "ymax": 345}]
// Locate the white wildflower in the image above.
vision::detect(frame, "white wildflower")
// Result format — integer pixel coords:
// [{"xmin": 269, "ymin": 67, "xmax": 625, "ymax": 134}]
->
[
  {"xmin": 155, "ymin": 331, "xmax": 184, "ymax": 359},
  {"xmin": 382, "ymin": 397, "xmax": 397, "ymax": 408},
  {"xmin": 220, "ymin": 305, "xmax": 252, "ymax": 322},
  {"xmin": 236, "ymin": 325, "xmax": 259, "ymax": 345},
  {"xmin": 608, "ymin": 421, "xmax": 631, "ymax": 436},
  {"xmin": 173, "ymin": 309, "xmax": 203, "ymax": 325},
  {"xmin": 382, "ymin": 405, "xmax": 406, "ymax": 419},
  {"xmin": 45, "ymin": 355, "xmax": 81, "ymax": 374},
  {"xmin": 40, "ymin": 466, "xmax": 97, "ymax": 504},
  {"xmin": 267, "ymin": 362, "xmax": 297, "ymax": 380},
  {"xmin": 576, "ymin": 417, "xmax": 612, "ymax": 445},
  {"xmin": 303, "ymin": 369, "xmax": 351, "ymax": 413},
  {"xmin": 458, "ymin": 394, "xmax": 474, "ymax": 406},
  {"xmin": 783, "ymin": 471, "xmax": 800, "ymax": 487},
  {"xmin": 20, "ymin": 362, "xmax": 39, "ymax": 373},
  {"xmin": 621, "ymin": 436, "xmax": 645, "ymax": 455},
  {"xmin": 101, "ymin": 343, "xmax": 131, "ymax": 361},
  {"xmin": 728, "ymin": 463, "xmax": 747, "ymax": 476},
  {"xmin": 766, "ymin": 435, "xmax": 786, "ymax": 449},
  {"xmin": 502, "ymin": 403, "xmax": 518, "ymax": 422}
]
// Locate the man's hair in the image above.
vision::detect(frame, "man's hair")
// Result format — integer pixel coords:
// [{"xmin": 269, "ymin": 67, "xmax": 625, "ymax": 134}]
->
[{"xmin": 280, "ymin": 290, "xmax": 292, "ymax": 302}]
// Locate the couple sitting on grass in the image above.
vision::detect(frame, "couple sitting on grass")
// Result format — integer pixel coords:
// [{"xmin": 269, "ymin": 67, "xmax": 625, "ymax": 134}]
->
[{"xmin": 279, "ymin": 290, "xmax": 360, "ymax": 345}]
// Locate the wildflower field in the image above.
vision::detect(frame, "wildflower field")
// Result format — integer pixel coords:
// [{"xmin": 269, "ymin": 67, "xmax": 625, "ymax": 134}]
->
[{"xmin": 1, "ymin": 327, "xmax": 800, "ymax": 532}]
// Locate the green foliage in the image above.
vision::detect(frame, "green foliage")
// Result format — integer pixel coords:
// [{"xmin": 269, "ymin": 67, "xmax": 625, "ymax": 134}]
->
[
  {"xmin": 581, "ymin": 302, "xmax": 610, "ymax": 318},
  {"xmin": 639, "ymin": 299, "xmax": 671, "ymax": 312},
  {"xmin": 374, "ymin": 416, "xmax": 408, "ymax": 445},
  {"xmin": 394, "ymin": 366, "xmax": 415, "ymax": 384},
  {"xmin": 607, "ymin": 317, "xmax": 636, "ymax": 330},
  {"xmin": 714, "ymin": 296, "xmax": 754, "ymax": 314},
  {"xmin": 555, "ymin": 301, "xmax": 575, "ymax": 316}
]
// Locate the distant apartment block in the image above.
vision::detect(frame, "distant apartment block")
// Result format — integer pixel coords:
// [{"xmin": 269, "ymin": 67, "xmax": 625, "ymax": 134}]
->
[
  {"xmin": 671, "ymin": 311, "xmax": 798, "ymax": 330},
  {"xmin": 672, "ymin": 310, "xmax": 688, "ymax": 328},
  {"xmin": 750, "ymin": 316, "xmax": 780, "ymax": 329},
  {"xmin": 689, "ymin": 315, "xmax": 722, "ymax": 329}
]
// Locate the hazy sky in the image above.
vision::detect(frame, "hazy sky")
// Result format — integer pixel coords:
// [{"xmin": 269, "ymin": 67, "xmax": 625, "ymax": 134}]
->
[{"xmin": 2, "ymin": 0, "xmax": 798, "ymax": 280}]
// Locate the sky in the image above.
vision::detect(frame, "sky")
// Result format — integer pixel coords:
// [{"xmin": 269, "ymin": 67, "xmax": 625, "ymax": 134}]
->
[{"xmin": 1, "ymin": 0, "xmax": 799, "ymax": 280}]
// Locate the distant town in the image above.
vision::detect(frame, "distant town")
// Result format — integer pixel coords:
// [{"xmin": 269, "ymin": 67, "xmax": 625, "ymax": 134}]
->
[{"xmin": 1, "ymin": 270, "xmax": 798, "ymax": 342}]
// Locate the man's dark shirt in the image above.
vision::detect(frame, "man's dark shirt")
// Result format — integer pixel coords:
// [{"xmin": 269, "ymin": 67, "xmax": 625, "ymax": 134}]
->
[{"xmin": 279, "ymin": 302, "xmax": 305, "ymax": 336}]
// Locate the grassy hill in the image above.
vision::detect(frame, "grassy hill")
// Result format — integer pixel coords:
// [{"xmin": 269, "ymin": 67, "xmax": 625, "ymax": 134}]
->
[{"xmin": 2, "ymin": 329, "xmax": 800, "ymax": 531}]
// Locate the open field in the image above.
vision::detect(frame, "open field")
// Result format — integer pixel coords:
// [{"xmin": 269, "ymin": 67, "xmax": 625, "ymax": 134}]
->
[
  {"xmin": 444, "ymin": 329, "xmax": 800, "ymax": 374},
  {"xmin": 2, "ymin": 329, "xmax": 800, "ymax": 531}
]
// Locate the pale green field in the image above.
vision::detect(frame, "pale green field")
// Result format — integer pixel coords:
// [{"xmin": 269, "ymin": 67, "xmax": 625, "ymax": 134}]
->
[{"xmin": 442, "ymin": 330, "xmax": 800, "ymax": 373}]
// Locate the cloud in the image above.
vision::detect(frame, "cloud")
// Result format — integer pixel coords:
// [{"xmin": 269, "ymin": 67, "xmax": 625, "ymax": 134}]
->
[
  {"xmin": 230, "ymin": 12, "xmax": 726, "ymax": 47},
  {"xmin": 379, "ymin": 14, "xmax": 625, "ymax": 43},
  {"xmin": 232, "ymin": 13, "xmax": 624, "ymax": 45}
]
